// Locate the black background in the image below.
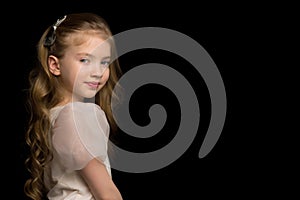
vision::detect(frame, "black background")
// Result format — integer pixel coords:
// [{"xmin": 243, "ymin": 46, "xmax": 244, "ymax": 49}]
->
[{"xmin": 3, "ymin": 1, "xmax": 293, "ymax": 199}]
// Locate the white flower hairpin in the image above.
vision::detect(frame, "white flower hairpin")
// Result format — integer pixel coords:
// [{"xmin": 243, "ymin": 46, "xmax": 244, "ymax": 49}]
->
[{"xmin": 44, "ymin": 15, "xmax": 67, "ymax": 47}]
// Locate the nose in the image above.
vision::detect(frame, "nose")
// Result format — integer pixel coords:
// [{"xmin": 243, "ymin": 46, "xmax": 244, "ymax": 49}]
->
[
  {"xmin": 90, "ymin": 65, "xmax": 106, "ymax": 79},
  {"xmin": 90, "ymin": 73, "xmax": 102, "ymax": 79}
]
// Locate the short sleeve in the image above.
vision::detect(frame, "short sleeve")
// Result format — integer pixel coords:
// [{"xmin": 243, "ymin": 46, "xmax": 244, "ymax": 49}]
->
[{"xmin": 51, "ymin": 102, "xmax": 110, "ymax": 171}]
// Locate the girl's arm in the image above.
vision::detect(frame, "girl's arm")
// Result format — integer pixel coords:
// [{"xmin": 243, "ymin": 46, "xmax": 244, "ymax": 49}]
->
[{"xmin": 79, "ymin": 158, "xmax": 123, "ymax": 200}]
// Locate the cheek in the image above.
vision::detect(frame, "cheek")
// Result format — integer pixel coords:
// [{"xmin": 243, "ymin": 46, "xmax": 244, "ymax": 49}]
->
[
  {"xmin": 102, "ymin": 69, "xmax": 110, "ymax": 83},
  {"xmin": 59, "ymin": 68, "xmax": 71, "ymax": 84},
  {"xmin": 61, "ymin": 67, "xmax": 81, "ymax": 88}
]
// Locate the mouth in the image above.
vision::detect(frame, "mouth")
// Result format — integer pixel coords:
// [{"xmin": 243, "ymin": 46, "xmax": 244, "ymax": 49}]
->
[{"xmin": 85, "ymin": 81, "xmax": 100, "ymax": 89}]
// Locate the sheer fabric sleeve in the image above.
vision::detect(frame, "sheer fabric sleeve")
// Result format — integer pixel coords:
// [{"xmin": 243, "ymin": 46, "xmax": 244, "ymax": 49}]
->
[{"xmin": 51, "ymin": 102, "xmax": 110, "ymax": 171}]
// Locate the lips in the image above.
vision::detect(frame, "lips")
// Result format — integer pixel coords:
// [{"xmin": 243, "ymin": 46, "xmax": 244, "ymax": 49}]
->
[{"xmin": 85, "ymin": 81, "xmax": 100, "ymax": 89}]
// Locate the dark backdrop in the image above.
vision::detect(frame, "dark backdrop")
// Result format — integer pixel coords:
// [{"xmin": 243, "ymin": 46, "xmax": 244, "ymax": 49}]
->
[{"xmin": 3, "ymin": 1, "xmax": 286, "ymax": 199}]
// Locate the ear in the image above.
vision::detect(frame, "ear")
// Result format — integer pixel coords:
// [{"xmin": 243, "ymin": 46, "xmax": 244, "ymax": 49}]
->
[{"xmin": 48, "ymin": 55, "xmax": 61, "ymax": 76}]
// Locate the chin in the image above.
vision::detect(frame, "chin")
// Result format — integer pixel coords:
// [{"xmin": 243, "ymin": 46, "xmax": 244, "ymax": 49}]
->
[
  {"xmin": 80, "ymin": 91, "xmax": 98, "ymax": 99},
  {"xmin": 85, "ymin": 94, "xmax": 98, "ymax": 99}
]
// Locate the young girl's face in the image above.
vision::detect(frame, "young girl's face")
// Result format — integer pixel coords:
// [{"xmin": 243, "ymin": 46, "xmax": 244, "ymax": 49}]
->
[{"xmin": 58, "ymin": 35, "xmax": 111, "ymax": 102}]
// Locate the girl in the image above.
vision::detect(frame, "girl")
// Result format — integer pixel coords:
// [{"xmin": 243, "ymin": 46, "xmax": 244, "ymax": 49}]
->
[{"xmin": 24, "ymin": 13, "xmax": 123, "ymax": 200}]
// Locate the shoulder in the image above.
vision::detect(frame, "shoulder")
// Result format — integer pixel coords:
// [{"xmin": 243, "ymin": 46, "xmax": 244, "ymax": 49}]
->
[
  {"xmin": 55, "ymin": 102, "xmax": 104, "ymax": 118},
  {"xmin": 51, "ymin": 102, "xmax": 107, "ymax": 127},
  {"xmin": 61, "ymin": 102, "xmax": 103, "ymax": 113},
  {"xmin": 51, "ymin": 102, "xmax": 110, "ymax": 142}
]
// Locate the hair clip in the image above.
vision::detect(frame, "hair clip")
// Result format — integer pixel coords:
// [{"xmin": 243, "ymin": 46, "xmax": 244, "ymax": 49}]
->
[
  {"xmin": 44, "ymin": 15, "xmax": 67, "ymax": 47},
  {"xmin": 53, "ymin": 15, "xmax": 67, "ymax": 31}
]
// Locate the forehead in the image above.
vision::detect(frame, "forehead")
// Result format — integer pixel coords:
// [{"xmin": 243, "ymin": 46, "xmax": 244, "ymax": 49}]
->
[{"xmin": 66, "ymin": 33, "xmax": 111, "ymax": 57}]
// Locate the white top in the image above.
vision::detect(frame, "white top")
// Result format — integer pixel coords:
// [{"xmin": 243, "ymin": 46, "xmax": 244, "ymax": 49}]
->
[{"xmin": 44, "ymin": 102, "xmax": 111, "ymax": 200}]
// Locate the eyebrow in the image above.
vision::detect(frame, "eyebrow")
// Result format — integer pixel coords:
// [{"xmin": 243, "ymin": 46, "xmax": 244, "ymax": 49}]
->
[
  {"xmin": 76, "ymin": 53, "xmax": 111, "ymax": 60},
  {"xmin": 101, "ymin": 56, "xmax": 111, "ymax": 60}
]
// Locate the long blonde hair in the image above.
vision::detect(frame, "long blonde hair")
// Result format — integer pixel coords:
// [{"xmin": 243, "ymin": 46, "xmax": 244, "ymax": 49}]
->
[{"xmin": 24, "ymin": 13, "xmax": 122, "ymax": 200}]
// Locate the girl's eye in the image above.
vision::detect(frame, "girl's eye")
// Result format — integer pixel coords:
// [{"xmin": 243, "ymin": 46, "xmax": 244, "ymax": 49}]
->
[
  {"xmin": 80, "ymin": 58, "xmax": 90, "ymax": 64},
  {"xmin": 101, "ymin": 61, "xmax": 110, "ymax": 67}
]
